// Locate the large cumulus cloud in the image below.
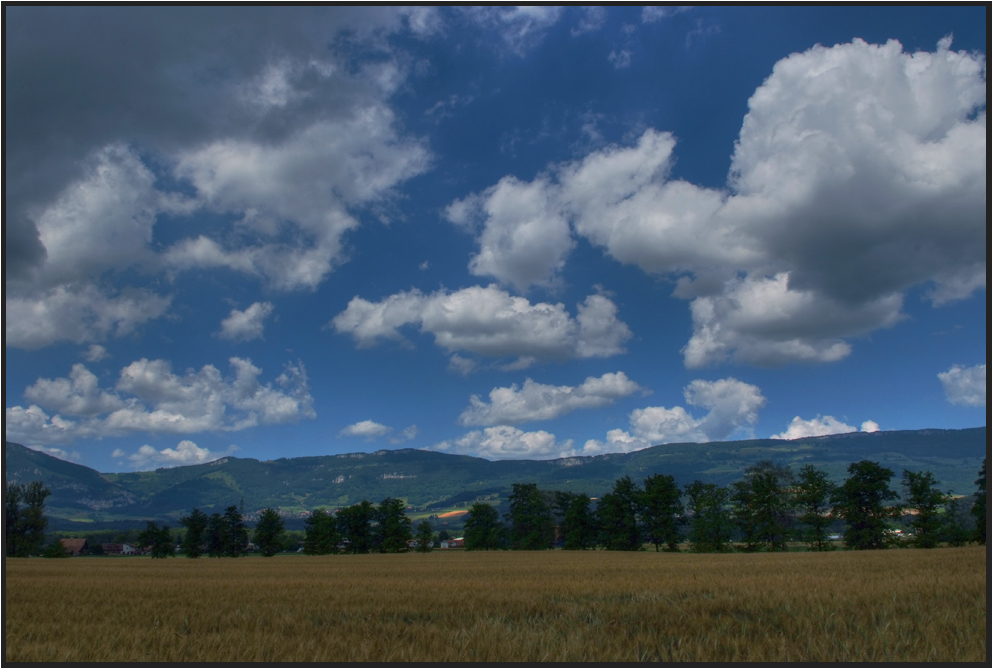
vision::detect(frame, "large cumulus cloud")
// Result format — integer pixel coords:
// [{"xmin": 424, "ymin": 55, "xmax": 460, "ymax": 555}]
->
[{"xmin": 449, "ymin": 38, "xmax": 986, "ymax": 366}]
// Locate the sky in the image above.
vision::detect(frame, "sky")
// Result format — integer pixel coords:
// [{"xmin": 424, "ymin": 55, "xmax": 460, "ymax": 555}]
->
[{"xmin": 4, "ymin": 6, "xmax": 987, "ymax": 473}]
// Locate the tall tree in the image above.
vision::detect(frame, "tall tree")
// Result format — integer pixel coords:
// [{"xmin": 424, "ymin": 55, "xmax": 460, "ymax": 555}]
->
[
  {"xmin": 901, "ymin": 470, "xmax": 948, "ymax": 548},
  {"xmin": 5, "ymin": 481, "xmax": 51, "ymax": 557},
  {"xmin": 207, "ymin": 512, "xmax": 228, "ymax": 557},
  {"xmin": 597, "ymin": 476, "xmax": 643, "ymax": 551},
  {"xmin": 376, "ymin": 497, "xmax": 413, "ymax": 553},
  {"xmin": 794, "ymin": 464, "xmax": 836, "ymax": 551},
  {"xmin": 414, "ymin": 520, "xmax": 434, "ymax": 552},
  {"xmin": 972, "ymin": 458, "xmax": 986, "ymax": 544},
  {"xmin": 640, "ymin": 474, "xmax": 684, "ymax": 552},
  {"xmin": 941, "ymin": 495, "xmax": 971, "ymax": 547},
  {"xmin": 731, "ymin": 462, "xmax": 793, "ymax": 552},
  {"xmin": 554, "ymin": 491, "xmax": 598, "ymax": 550},
  {"xmin": 506, "ymin": 483, "xmax": 554, "ymax": 550},
  {"xmin": 832, "ymin": 460, "xmax": 900, "ymax": 550},
  {"xmin": 338, "ymin": 500, "xmax": 376, "ymax": 554},
  {"xmin": 179, "ymin": 508, "xmax": 209, "ymax": 558},
  {"xmin": 303, "ymin": 508, "xmax": 340, "ymax": 555},
  {"xmin": 254, "ymin": 508, "xmax": 286, "ymax": 557},
  {"xmin": 223, "ymin": 505, "xmax": 249, "ymax": 557},
  {"xmin": 685, "ymin": 481, "xmax": 732, "ymax": 553},
  {"xmin": 138, "ymin": 521, "xmax": 175, "ymax": 558},
  {"xmin": 464, "ymin": 502, "xmax": 504, "ymax": 550}
]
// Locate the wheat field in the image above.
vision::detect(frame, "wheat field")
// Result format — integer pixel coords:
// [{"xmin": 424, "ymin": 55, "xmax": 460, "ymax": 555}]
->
[{"xmin": 4, "ymin": 546, "xmax": 986, "ymax": 663}]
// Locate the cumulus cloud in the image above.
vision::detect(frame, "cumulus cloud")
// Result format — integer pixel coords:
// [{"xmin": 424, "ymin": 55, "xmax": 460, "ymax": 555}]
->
[
  {"xmin": 116, "ymin": 440, "xmax": 239, "ymax": 471},
  {"xmin": 331, "ymin": 285, "xmax": 631, "ymax": 366},
  {"xmin": 5, "ymin": 357, "xmax": 315, "ymax": 447},
  {"xmin": 938, "ymin": 363, "xmax": 986, "ymax": 407},
  {"xmin": 219, "ymin": 302, "xmax": 274, "ymax": 342},
  {"xmin": 431, "ymin": 425, "xmax": 575, "ymax": 460},
  {"xmin": 860, "ymin": 420, "xmax": 880, "ymax": 433},
  {"xmin": 453, "ymin": 38, "xmax": 986, "ymax": 367},
  {"xmin": 340, "ymin": 420, "xmax": 393, "ymax": 440},
  {"xmin": 457, "ymin": 372, "xmax": 644, "ymax": 426},
  {"xmin": 771, "ymin": 415, "xmax": 858, "ymax": 440},
  {"xmin": 82, "ymin": 344, "xmax": 110, "ymax": 362},
  {"xmin": 6, "ymin": 8, "xmax": 434, "ymax": 348},
  {"xmin": 28, "ymin": 445, "xmax": 82, "ymax": 462},
  {"xmin": 583, "ymin": 378, "xmax": 766, "ymax": 454}
]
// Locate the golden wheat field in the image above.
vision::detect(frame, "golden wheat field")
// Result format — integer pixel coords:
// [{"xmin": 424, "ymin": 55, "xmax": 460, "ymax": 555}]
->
[{"xmin": 4, "ymin": 546, "xmax": 987, "ymax": 663}]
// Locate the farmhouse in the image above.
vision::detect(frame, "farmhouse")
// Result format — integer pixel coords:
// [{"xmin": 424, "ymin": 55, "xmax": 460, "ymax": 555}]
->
[
  {"xmin": 59, "ymin": 538, "xmax": 89, "ymax": 556},
  {"xmin": 101, "ymin": 543, "xmax": 138, "ymax": 555},
  {"xmin": 440, "ymin": 538, "xmax": 464, "ymax": 549}
]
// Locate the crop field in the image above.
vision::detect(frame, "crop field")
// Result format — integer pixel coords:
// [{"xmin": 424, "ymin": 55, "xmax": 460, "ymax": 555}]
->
[{"xmin": 4, "ymin": 546, "xmax": 986, "ymax": 663}]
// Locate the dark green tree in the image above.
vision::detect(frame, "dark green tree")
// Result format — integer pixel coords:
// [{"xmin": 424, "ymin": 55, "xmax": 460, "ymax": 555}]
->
[
  {"xmin": 794, "ymin": 464, "xmax": 836, "ymax": 551},
  {"xmin": 597, "ymin": 476, "xmax": 643, "ymax": 550},
  {"xmin": 253, "ymin": 508, "xmax": 286, "ymax": 557},
  {"xmin": 832, "ymin": 460, "xmax": 900, "ymax": 550},
  {"xmin": 640, "ymin": 474, "xmax": 684, "ymax": 552},
  {"xmin": 138, "ymin": 521, "xmax": 175, "ymax": 558},
  {"xmin": 464, "ymin": 502, "xmax": 504, "ymax": 550},
  {"xmin": 179, "ymin": 508, "xmax": 209, "ymax": 558},
  {"xmin": 223, "ymin": 505, "xmax": 249, "ymax": 557},
  {"xmin": 553, "ymin": 491, "xmax": 598, "ymax": 550},
  {"xmin": 338, "ymin": 500, "xmax": 376, "ymax": 554},
  {"xmin": 207, "ymin": 512, "xmax": 228, "ymax": 558},
  {"xmin": 901, "ymin": 470, "xmax": 948, "ymax": 548},
  {"xmin": 731, "ymin": 461, "xmax": 793, "ymax": 552},
  {"xmin": 42, "ymin": 538, "xmax": 71, "ymax": 558},
  {"xmin": 415, "ymin": 520, "xmax": 434, "ymax": 552},
  {"xmin": 685, "ymin": 481, "xmax": 732, "ymax": 553},
  {"xmin": 303, "ymin": 508, "xmax": 340, "ymax": 555},
  {"xmin": 941, "ymin": 496, "xmax": 971, "ymax": 547},
  {"xmin": 972, "ymin": 459, "xmax": 986, "ymax": 544},
  {"xmin": 506, "ymin": 483, "xmax": 554, "ymax": 550},
  {"xmin": 5, "ymin": 481, "xmax": 51, "ymax": 557},
  {"xmin": 376, "ymin": 497, "xmax": 413, "ymax": 553}
]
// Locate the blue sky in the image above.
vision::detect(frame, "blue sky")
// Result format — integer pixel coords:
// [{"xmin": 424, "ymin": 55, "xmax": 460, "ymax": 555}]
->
[{"xmin": 5, "ymin": 6, "xmax": 987, "ymax": 472}]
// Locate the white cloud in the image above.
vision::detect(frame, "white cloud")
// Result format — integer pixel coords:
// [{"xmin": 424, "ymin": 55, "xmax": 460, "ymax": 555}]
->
[
  {"xmin": 572, "ymin": 7, "xmax": 606, "ymax": 36},
  {"xmin": 119, "ymin": 440, "xmax": 239, "ymax": 471},
  {"xmin": 340, "ymin": 420, "xmax": 393, "ymax": 440},
  {"xmin": 464, "ymin": 6, "xmax": 564, "ymax": 56},
  {"xmin": 583, "ymin": 378, "xmax": 765, "ymax": 454},
  {"xmin": 82, "ymin": 344, "xmax": 110, "ymax": 362},
  {"xmin": 771, "ymin": 415, "xmax": 857, "ymax": 440},
  {"xmin": 27, "ymin": 445, "xmax": 82, "ymax": 462},
  {"xmin": 860, "ymin": 420, "xmax": 880, "ymax": 433},
  {"xmin": 608, "ymin": 50, "xmax": 632, "ymax": 69},
  {"xmin": 454, "ymin": 38, "xmax": 986, "ymax": 367},
  {"xmin": 642, "ymin": 7, "xmax": 690, "ymax": 23},
  {"xmin": 446, "ymin": 176, "xmax": 575, "ymax": 292},
  {"xmin": 431, "ymin": 425, "xmax": 575, "ymax": 460},
  {"xmin": 5, "ymin": 284, "xmax": 172, "ymax": 350},
  {"xmin": 391, "ymin": 424, "xmax": 420, "ymax": 445},
  {"xmin": 219, "ymin": 302, "xmax": 274, "ymax": 342},
  {"xmin": 457, "ymin": 372, "xmax": 644, "ymax": 426},
  {"xmin": 331, "ymin": 285, "xmax": 631, "ymax": 365},
  {"xmin": 938, "ymin": 363, "xmax": 986, "ymax": 407},
  {"xmin": 5, "ymin": 358, "xmax": 315, "ymax": 447}
]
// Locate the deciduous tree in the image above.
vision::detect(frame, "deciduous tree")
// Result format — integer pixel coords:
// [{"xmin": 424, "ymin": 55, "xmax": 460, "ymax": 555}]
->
[
  {"xmin": 179, "ymin": 508, "xmax": 209, "ymax": 558},
  {"xmin": 597, "ymin": 476, "xmax": 643, "ymax": 551},
  {"xmin": 415, "ymin": 520, "xmax": 434, "ymax": 552},
  {"xmin": 832, "ymin": 460, "xmax": 900, "ymax": 550},
  {"xmin": 794, "ymin": 464, "xmax": 836, "ymax": 551},
  {"xmin": 731, "ymin": 461, "xmax": 793, "ymax": 552},
  {"xmin": 640, "ymin": 474, "xmax": 684, "ymax": 552},
  {"xmin": 138, "ymin": 521, "xmax": 175, "ymax": 558},
  {"xmin": 464, "ymin": 502, "xmax": 504, "ymax": 550},
  {"xmin": 5, "ymin": 481, "xmax": 51, "ymax": 557},
  {"xmin": 338, "ymin": 500, "xmax": 376, "ymax": 554},
  {"xmin": 303, "ymin": 508, "xmax": 340, "ymax": 555},
  {"xmin": 376, "ymin": 497, "xmax": 413, "ymax": 553},
  {"xmin": 685, "ymin": 481, "xmax": 732, "ymax": 553},
  {"xmin": 972, "ymin": 458, "xmax": 986, "ymax": 544},
  {"xmin": 901, "ymin": 470, "xmax": 948, "ymax": 548},
  {"xmin": 254, "ymin": 508, "xmax": 286, "ymax": 557},
  {"xmin": 553, "ymin": 491, "xmax": 598, "ymax": 550},
  {"xmin": 506, "ymin": 483, "xmax": 554, "ymax": 550}
]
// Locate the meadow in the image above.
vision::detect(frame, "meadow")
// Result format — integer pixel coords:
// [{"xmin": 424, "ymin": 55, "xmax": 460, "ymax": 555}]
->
[{"xmin": 4, "ymin": 546, "xmax": 986, "ymax": 663}]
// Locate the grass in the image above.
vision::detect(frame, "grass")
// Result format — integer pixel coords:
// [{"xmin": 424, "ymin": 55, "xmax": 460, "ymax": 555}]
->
[{"xmin": 5, "ymin": 546, "xmax": 986, "ymax": 663}]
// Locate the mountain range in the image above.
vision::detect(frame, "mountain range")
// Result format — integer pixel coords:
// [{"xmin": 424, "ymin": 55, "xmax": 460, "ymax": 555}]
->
[{"xmin": 5, "ymin": 427, "xmax": 986, "ymax": 530}]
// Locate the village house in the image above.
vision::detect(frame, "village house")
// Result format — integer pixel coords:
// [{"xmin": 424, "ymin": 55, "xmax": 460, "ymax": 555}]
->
[
  {"xmin": 100, "ymin": 543, "xmax": 138, "ymax": 555},
  {"xmin": 439, "ymin": 538, "xmax": 464, "ymax": 549},
  {"xmin": 59, "ymin": 538, "xmax": 89, "ymax": 556}
]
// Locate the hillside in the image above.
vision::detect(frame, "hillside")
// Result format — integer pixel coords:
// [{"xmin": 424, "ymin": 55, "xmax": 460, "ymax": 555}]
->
[{"xmin": 4, "ymin": 427, "xmax": 986, "ymax": 527}]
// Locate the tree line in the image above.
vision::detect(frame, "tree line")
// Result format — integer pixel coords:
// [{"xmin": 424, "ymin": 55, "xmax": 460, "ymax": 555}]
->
[
  {"xmin": 462, "ymin": 459, "xmax": 987, "ymax": 552},
  {"xmin": 7, "ymin": 457, "xmax": 986, "ymax": 557}
]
